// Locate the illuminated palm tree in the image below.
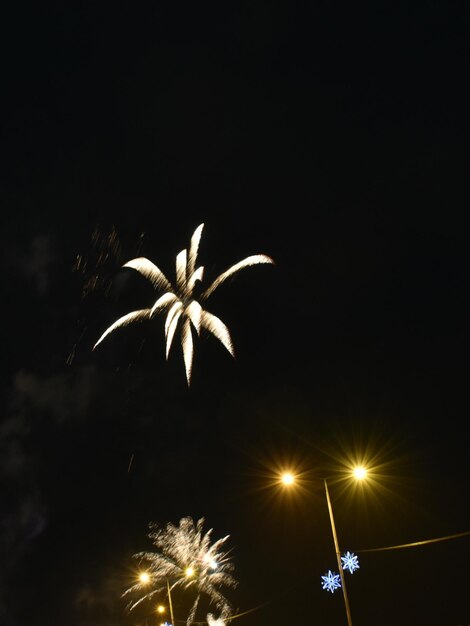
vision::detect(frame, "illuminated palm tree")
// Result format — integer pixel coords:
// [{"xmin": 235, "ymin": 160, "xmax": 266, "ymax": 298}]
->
[{"xmin": 93, "ymin": 223, "xmax": 274, "ymax": 385}]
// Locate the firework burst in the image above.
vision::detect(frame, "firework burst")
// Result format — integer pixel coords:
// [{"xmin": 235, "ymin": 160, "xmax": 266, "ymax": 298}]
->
[
  {"xmin": 93, "ymin": 223, "xmax": 274, "ymax": 385},
  {"xmin": 123, "ymin": 516, "xmax": 237, "ymax": 626}
]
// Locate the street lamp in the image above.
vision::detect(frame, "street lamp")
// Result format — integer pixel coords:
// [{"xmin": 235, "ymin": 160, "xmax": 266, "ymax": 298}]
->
[
  {"xmin": 324, "ymin": 477, "xmax": 352, "ymax": 626},
  {"xmin": 166, "ymin": 578, "xmax": 176, "ymax": 626},
  {"xmin": 156, "ymin": 602, "xmax": 168, "ymax": 626},
  {"xmin": 138, "ymin": 572, "xmax": 175, "ymax": 626},
  {"xmin": 280, "ymin": 466, "xmax": 368, "ymax": 626},
  {"xmin": 138, "ymin": 566, "xmax": 196, "ymax": 626}
]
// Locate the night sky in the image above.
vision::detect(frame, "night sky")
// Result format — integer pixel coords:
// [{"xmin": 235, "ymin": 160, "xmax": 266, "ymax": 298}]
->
[{"xmin": 1, "ymin": 2, "xmax": 469, "ymax": 625}]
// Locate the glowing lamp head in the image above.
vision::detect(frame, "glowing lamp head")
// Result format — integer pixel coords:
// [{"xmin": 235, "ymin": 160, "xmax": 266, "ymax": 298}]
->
[
  {"xmin": 157, "ymin": 605, "xmax": 165, "ymax": 614},
  {"xmin": 281, "ymin": 472, "xmax": 295, "ymax": 485},
  {"xmin": 139, "ymin": 572, "xmax": 150, "ymax": 584},
  {"xmin": 353, "ymin": 466, "xmax": 367, "ymax": 480},
  {"xmin": 185, "ymin": 566, "xmax": 195, "ymax": 577}
]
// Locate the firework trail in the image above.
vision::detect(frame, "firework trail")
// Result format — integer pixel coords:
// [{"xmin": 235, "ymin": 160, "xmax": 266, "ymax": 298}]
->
[
  {"xmin": 73, "ymin": 225, "xmax": 125, "ymax": 299},
  {"xmin": 93, "ymin": 223, "xmax": 274, "ymax": 385},
  {"xmin": 123, "ymin": 516, "xmax": 237, "ymax": 626},
  {"xmin": 68, "ymin": 225, "xmax": 146, "ymax": 365}
]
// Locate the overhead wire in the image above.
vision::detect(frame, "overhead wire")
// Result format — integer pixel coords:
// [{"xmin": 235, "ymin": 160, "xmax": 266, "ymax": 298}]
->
[{"xmin": 352, "ymin": 529, "xmax": 470, "ymax": 553}]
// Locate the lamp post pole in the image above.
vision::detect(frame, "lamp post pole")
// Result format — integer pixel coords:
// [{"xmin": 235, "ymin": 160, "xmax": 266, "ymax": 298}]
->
[
  {"xmin": 324, "ymin": 478, "xmax": 353, "ymax": 626},
  {"xmin": 166, "ymin": 579, "xmax": 176, "ymax": 626}
]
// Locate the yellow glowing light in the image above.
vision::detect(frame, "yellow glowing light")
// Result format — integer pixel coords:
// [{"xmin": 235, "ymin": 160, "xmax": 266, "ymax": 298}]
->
[
  {"xmin": 185, "ymin": 566, "xmax": 195, "ymax": 577},
  {"xmin": 157, "ymin": 605, "xmax": 165, "ymax": 614},
  {"xmin": 353, "ymin": 466, "xmax": 367, "ymax": 480},
  {"xmin": 139, "ymin": 572, "xmax": 150, "ymax": 584},
  {"xmin": 281, "ymin": 472, "xmax": 295, "ymax": 485}
]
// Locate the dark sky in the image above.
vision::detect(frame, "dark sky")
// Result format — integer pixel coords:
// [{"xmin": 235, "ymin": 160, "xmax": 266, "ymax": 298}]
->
[{"xmin": 1, "ymin": 2, "xmax": 469, "ymax": 626}]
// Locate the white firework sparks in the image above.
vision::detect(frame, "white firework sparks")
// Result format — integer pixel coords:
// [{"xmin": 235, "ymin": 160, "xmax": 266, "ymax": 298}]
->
[
  {"xmin": 93, "ymin": 223, "xmax": 274, "ymax": 385},
  {"xmin": 123, "ymin": 516, "xmax": 237, "ymax": 626},
  {"xmin": 207, "ymin": 614, "xmax": 226, "ymax": 626}
]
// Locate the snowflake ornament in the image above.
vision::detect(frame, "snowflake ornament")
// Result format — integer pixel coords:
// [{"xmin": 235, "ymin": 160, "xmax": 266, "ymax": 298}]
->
[
  {"xmin": 321, "ymin": 570, "xmax": 342, "ymax": 593},
  {"xmin": 341, "ymin": 551, "xmax": 360, "ymax": 574}
]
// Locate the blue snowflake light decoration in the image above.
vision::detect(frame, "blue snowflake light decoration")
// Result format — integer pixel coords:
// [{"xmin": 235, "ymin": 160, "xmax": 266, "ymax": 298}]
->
[
  {"xmin": 341, "ymin": 551, "xmax": 360, "ymax": 574},
  {"xmin": 321, "ymin": 570, "xmax": 342, "ymax": 593}
]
